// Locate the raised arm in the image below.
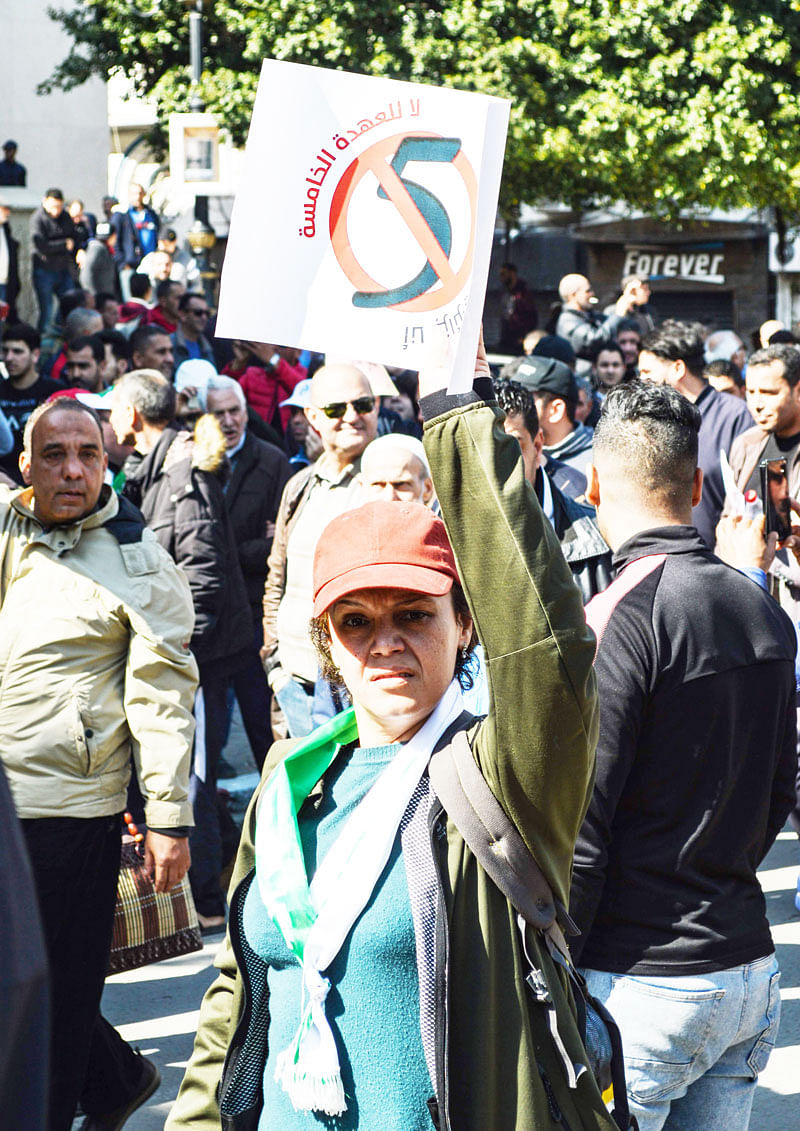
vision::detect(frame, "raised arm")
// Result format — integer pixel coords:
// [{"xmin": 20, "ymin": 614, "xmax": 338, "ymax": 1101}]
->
[{"xmin": 419, "ymin": 340, "xmax": 598, "ymax": 907}]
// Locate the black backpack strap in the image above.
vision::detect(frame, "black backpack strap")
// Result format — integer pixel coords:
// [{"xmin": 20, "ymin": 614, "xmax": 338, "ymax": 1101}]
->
[
  {"xmin": 429, "ymin": 730, "xmax": 638, "ymax": 1128},
  {"xmin": 429, "ymin": 729, "xmax": 576, "ymax": 936}
]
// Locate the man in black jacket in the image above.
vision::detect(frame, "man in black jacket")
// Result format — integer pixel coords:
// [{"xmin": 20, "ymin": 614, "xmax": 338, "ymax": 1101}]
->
[
  {"xmin": 111, "ymin": 368, "xmax": 252, "ymax": 928},
  {"xmin": 638, "ymin": 319, "xmax": 752, "ymax": 549},
  {"xmin": 29, "ymin": 188, "xmax": 78, "ymax": 333},
  {"xmin": 571, "ymin": 381, "xmax": 796, "ymax": 1131},
  {"xmin": 204, "ymin": 375, "xmax": 291, "ymax": 768}
]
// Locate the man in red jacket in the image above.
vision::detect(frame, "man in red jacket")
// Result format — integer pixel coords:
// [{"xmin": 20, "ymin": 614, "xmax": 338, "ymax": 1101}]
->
[{"xmin": 146, "ymin": 279, "xmax": 184, "ymax": 335}]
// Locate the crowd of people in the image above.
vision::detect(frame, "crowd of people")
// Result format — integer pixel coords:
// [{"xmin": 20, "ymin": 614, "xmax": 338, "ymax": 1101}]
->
[{"xmin": 1, "ymin": 182, "xmax": 799, "ymax": 1131}]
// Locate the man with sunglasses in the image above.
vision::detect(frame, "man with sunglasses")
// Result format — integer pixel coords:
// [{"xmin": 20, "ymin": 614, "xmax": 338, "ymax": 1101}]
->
[
  {"xmin": 172, "ymin": 292, "xmax": 216, "ymax": 369},
  {"xmin": 262, "ymin": 363, "xmax": 379, "ymax": 738}
]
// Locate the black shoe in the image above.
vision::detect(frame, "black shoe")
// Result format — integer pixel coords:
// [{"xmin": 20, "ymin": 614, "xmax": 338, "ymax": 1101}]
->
[{"xmin": 78, "ymin": 1055, "xmax": 160, "ymax": 1130}]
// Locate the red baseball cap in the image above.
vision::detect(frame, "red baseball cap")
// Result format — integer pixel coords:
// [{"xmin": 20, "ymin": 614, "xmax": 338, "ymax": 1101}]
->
[{"xmin": 312, "ymin": 501, "xmax": 460, "ymax": 616}]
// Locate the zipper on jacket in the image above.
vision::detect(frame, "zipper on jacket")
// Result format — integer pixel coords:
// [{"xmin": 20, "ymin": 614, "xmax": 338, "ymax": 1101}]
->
[
  {"xmin": 538, "ymin": 1062, "xmax": 575, "ymax": 1131},
  {"xmin": 428, "ymin": 801, "xmax": 452, "ymax": 1131}
]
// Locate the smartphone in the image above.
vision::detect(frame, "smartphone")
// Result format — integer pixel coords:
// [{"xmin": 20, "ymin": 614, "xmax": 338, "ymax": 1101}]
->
[{"xmin": 759, "ymin": 457, "xmax": 792, "ymax": 539}]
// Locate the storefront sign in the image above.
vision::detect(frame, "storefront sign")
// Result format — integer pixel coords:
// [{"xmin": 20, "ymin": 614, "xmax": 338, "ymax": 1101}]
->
[{"xmin": 623, "ymin": 243, "xmax": 726, "ymax": 285}]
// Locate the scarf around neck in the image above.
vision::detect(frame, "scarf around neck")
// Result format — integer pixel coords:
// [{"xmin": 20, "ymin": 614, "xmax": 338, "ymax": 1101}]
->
[{"xmin": 253, "ymin": 680, "xmax": 465, "ymax": 1116}]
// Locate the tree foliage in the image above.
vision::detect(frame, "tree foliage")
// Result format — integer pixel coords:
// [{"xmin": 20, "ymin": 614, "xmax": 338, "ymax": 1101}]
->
[{"xmin": 41, "ymin": 0, "xmax": 800, "ymax": 221}]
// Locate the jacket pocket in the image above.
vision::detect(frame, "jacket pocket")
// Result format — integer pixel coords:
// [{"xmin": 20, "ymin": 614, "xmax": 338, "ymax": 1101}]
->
[{"xmin": 72, "ymin": 697, "xmax": 94, "ymax": 775}]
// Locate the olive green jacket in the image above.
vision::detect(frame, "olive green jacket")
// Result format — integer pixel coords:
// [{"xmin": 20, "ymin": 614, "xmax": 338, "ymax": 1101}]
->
[{"xmin": 166, "ymin": 389, "xmax": 614, "ymax": 1130}]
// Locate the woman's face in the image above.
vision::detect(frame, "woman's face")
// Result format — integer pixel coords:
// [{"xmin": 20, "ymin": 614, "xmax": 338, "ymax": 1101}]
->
[{"xmin": 327, "ymin": 587, "xmax": 472, "ymax": 744}]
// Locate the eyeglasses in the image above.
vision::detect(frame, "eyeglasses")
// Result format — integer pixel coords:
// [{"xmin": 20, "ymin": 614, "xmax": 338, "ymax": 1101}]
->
[
  {"xmin": 319, "ymin": 396, "xmax": 375, "ymax": 419},
  {"xmin": 188, "ymin": 307, "xmax": 209, "ymax": 317}
]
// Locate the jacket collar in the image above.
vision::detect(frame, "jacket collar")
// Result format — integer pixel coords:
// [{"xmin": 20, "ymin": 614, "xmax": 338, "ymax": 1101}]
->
[
  {"xmin": 128, "ymin": 426, "xmax": 179, "ymax": 494},
  {"xmin": 548, "ymin": 479, "xmax": 611, "ymax": 563},
  {"xmin": 10, "ymin": 482, "xmax": 119, "ymax": 544},
  {"xmin": 613, "ymin": 524, "xmax": 708, "ymax": 572}
]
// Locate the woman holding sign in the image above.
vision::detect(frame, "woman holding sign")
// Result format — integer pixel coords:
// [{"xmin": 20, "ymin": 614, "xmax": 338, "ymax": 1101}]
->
[{"xmin": 167, "ymin": 339, "xmax": 617, "ymax": 1131}]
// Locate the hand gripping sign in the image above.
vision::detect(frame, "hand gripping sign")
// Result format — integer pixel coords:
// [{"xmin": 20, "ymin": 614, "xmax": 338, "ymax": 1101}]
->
[{"xmin": 216, "ymin": 61, "xmax": 509, "ymax": 391}]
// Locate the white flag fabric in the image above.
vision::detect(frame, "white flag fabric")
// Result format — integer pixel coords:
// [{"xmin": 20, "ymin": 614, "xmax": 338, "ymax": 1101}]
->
[{"xmin": 216, "ymin": 60, "xmax": 510, "ymax": 391}]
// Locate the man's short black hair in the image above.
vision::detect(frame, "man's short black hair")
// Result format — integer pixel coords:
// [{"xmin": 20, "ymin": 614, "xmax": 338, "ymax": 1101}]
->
[
  {"xmin": 640, "ymin": 320, "xmax": 707, "ymax": 379},
  {"xmin": 60, "ymin": 290, "xmax": 91, "ymax": 322},
  {"xmin": 94, "ymin": 291, "xmax": 118, "ymax": 310},
  {"xmin": 67, "ymin": 334, "xmax": 105, "ymax": 364},
  {"xmin": 703, "ymin": 358, "xmax": 744, "ymax": 388},
  {"xmin": 44, "ymin": 187, "xmax": 64, "ymax": 201},
  {"xmin": 129, "ymin": 324, "xmax": 171, "ymax": 358},
  {"xmin": 493, "ymin": 377, "xmax": 540, "ymax": 440},
  {"xmin": 1, "ymin": 322, "xmax": 40, "ymax": 351},
  {"xmin": 616, "ymin": 317, "xmax": 642, "ymax": 337},
  {"xmin": 767, "ymin": 329, "xmax": 796, "ymax": 345},
  {"xmin": 747, "ymin": 344, "xmax": 800, "ymax": 388},
  {"xmin": 536, "ymin": 388, "xmax": 576, "ymax": 424},
  {"xmin": 155, "ymin": 279, "xmax": 180, "ymax": 303},
  {"xmin": 591, "ymin": 340, "xmax": 624, "ymax": 364},
  {"xmin": 178, "ymin": 291, "xmax": 205, "ymax": 312},
  {"xmin": 594, "ymin": 380, "xmax": 700, "ymax": 506},
  {"xmin": 129, "ymin": 273, "xmax": 151, "ymax": 300},
  {"xmin": 97, "ymin": 328, "xmax": 131, "ymax": 362}
]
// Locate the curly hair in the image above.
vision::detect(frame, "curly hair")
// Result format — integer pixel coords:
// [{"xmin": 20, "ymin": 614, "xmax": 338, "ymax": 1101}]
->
[{"xmin": 309, "ymin": 583, "xmax": 479, "ymax": 692}]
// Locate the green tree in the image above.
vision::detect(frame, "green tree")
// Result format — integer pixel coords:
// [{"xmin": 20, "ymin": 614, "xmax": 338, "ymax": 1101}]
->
[{"xmin": 41, "ymin": 0, "xmax": 800, "ymax": 221}]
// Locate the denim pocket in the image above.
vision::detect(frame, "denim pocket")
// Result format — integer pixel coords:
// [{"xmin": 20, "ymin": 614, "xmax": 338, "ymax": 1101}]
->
[
  {"xmin": 746, "ymin": 969, "xmax": 781, "ymax": 1077},
  {"xmin": 608, "ymin": 974, "xmax": 726, "ymax": 1105}
]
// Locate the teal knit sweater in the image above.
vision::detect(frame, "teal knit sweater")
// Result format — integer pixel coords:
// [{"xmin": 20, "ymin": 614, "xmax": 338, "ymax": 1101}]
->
[{"xmin": 242, "ymin": 742, "xmax": 433, "ymax": 1129}]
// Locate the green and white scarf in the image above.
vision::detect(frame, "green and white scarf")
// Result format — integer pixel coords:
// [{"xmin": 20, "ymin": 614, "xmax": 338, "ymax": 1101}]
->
[{"xmin": 254, "ymin": 680, "xmax": 465, "ymax": 1116}]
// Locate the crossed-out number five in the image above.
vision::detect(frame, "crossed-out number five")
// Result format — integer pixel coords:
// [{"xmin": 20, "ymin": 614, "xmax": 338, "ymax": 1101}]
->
[
  {"xmin": 354, "ymin": 136, "xmax": 461, "ymax": 308},
  {"xmin": 329, "ymin": 131, "xmax": 478, "ymax": 314}
]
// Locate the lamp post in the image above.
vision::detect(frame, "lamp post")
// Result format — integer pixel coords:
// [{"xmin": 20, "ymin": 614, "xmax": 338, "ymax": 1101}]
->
[{"xmin": 181, "ymin": 0, "xmax": 217, "ymax": 305}]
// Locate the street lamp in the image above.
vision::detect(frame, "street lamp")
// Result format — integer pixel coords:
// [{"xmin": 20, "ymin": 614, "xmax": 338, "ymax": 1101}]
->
[
  {"xmin": 187, "ymin": 218, "xmax": 217, "ymax": 306},
  {"xmin": 182, "ymin": 0, "xmax": 206, "ymax": 114},
  {"xmin": 180, "ymin": 0, "xmax": 216, "ymax": 304}
]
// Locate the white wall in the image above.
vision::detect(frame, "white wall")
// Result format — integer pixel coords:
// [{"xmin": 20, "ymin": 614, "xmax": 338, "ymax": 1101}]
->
[{"xmin": 1, "ymin": 0, "xmax": 108, "ymax": 213}]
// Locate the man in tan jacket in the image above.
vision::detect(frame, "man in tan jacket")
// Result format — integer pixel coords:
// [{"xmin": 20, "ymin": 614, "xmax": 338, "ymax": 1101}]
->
[
  {"xmin": 261, "ymin": 364, "xmax": 378, "ymax": 737},
  {"xmin": 0, "ymin": 396, "xmax": 198, "ymax": 1131}
]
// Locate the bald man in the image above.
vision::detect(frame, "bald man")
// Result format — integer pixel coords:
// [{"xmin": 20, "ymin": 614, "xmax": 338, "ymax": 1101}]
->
[
  {"xmin": 359, "ymin": 433, "xmax": 434, "ymax": 505},
  {"xmin": 261, "ymin": 363, "xmax": 379, "ymax": 737},
  {"xmin": 556, "ymin": 273, "xmax": 641, "ymax": 377}
]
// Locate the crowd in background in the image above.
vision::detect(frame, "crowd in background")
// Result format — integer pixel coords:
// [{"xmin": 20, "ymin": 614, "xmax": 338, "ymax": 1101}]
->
[{"xmin": 2, "ymin": 174, "xmax": 800, "ymax": 1131}]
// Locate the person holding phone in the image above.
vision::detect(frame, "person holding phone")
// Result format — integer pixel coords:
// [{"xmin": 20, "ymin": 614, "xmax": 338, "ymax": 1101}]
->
[{"xmin": 727, "ymin": 345, "xmax": 800, "ymax": 611}]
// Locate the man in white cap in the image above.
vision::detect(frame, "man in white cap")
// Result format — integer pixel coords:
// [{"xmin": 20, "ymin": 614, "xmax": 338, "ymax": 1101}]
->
[{"xmin": 359, "ymin": 433, "xmax": 434, "ymax": 506}]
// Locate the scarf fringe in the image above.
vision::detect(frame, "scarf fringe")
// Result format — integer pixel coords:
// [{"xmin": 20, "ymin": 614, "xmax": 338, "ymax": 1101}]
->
[{"xmin": 275, "ymin": 1047, "xmax": 346, "ymax": 1116}]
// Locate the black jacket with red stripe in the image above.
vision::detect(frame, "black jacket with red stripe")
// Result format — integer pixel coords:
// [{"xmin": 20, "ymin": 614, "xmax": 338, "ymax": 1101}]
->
[{"xmin": 570, "ymin": 525, "xmax": 797, "ymax": 974}]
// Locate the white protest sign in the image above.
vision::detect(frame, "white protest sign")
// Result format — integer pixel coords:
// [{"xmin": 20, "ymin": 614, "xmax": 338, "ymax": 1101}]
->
[{"xmin": 216, "ymin": 60, "xmax": 510, "ymax": 391}]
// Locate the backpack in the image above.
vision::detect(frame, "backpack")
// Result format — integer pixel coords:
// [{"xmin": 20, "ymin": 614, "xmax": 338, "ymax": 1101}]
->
[{"xmin": 429, "ymin": 728, "xmax": 638, "ymax": 1131}]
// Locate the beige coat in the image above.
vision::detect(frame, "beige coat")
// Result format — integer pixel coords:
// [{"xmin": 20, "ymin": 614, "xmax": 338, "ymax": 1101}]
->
[{"xmin": 0, "ymin": 484, "xmax": 198, "ymax": 827}]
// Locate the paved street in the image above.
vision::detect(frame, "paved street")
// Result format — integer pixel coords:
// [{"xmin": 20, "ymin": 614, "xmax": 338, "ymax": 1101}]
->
[{"xmin": 86, "ymin": 709, "xmax": 800, "ymax": 1129}]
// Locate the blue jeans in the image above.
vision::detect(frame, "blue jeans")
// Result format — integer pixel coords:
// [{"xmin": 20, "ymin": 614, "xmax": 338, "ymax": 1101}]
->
[
  {"xmin": 32, "ymin": 265, "xmax": 75, "ymax": 333},
  {"xmin": 583, "ymin": 955, "xmax": 781, "ymax": 1131}
]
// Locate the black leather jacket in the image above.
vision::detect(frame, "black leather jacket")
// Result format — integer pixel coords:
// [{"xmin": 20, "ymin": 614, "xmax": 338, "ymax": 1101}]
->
[{"xmin": 543, "ymin": 466, "xmax": 613, "ymax": 604}]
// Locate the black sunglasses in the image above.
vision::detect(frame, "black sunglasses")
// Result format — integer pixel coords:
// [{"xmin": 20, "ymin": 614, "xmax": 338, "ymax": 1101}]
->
[{"xmin": 320, "ymin": 396, "xmax": 376, "ymax": 419}]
